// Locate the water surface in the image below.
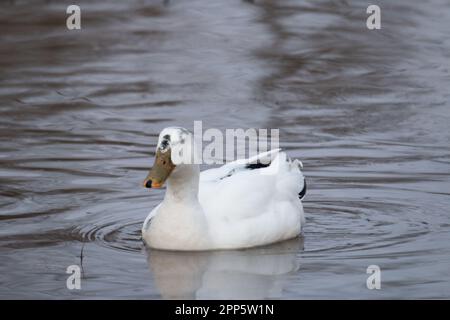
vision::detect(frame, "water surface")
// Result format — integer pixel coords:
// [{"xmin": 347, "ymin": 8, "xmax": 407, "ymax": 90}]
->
[{"xmin": 1, "ymin": 0, "xmax": 450, "ymax": 299}]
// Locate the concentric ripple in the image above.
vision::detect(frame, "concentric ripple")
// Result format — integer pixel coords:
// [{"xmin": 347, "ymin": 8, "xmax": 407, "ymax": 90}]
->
[
  {"xmin": 71, "ymin": 215, "xmax": 144, "ymax": 253},
  {"xmin": 304, "ymin": 198, "xmax": 430, "ymax": 256}
]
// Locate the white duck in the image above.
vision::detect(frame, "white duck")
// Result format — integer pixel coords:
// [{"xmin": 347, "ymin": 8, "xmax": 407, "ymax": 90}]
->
[{"xmin": 142, "ymin": 127, "xmax": 306, "ymax": 251}]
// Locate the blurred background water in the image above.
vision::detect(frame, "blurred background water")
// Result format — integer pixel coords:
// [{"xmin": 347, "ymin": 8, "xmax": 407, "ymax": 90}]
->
[{"xmin": 0, "ymin": 0, "xmax": 449, "ymax": 299}]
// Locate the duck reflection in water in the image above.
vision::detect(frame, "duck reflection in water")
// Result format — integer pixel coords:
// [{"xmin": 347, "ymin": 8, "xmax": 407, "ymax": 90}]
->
[{"xmin": 144, "ymin": 237, "xmax": 303, "ymax": 299}]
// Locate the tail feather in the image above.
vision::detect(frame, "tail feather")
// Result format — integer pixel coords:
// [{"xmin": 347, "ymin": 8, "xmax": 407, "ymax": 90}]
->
[
  {"xmin": 292, "ymin": 159, "xmax": 306, "ymax": 200},
  {"xmin": 298, "ymin": 179, "xmax": 307, "ymax": 200}
]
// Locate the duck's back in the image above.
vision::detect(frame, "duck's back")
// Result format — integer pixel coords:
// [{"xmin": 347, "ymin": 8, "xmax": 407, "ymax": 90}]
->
[{"xmin": 198, "ymin": 152, "xmax": 305, "ymax": 249}]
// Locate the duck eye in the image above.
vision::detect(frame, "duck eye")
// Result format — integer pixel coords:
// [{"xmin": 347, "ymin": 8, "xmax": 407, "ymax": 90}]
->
[{"xmin": 159, "ymin": 139, "xmax": 170, "ymax": 150}]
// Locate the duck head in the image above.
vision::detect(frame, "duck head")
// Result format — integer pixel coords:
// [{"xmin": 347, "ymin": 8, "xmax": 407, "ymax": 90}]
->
[{"xmin": 143, "ymin": 127, "xmax": 196, "ymax": 189}]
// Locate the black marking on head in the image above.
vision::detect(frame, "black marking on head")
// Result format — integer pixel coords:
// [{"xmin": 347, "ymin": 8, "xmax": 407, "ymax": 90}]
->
[
  {"xmin": 245, "ymin": 162, "xmax": 271, "ymax": 170},
  {"xmin": 159, "ymin": 135, "xmax": 171, "ymax": 151},
  {"xmin": 176, "ymin": 128, "xmax": 189, "ymax": 144},
  {"xmin": 299, "ymin": 179, "xmax": 307, "ymax": 200},
  {"xmin": 176, "ymin": 127, "xmax": 190, "ymax": 135}
]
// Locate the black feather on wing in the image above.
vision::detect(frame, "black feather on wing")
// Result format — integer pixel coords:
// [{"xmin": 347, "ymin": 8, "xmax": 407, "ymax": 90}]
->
[
  {"xmin": 245, "ymin": 162, "xmax": 271, "ymax": 170},
  {"xmin": 219, "ymin": 161, "xmax": 271, "ymax": 180}
]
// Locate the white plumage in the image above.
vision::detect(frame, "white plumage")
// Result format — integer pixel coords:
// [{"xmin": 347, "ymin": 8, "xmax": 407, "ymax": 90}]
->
[{"xmin": 142, "ymin": 127, "xmax": 306, "ymax": 251}]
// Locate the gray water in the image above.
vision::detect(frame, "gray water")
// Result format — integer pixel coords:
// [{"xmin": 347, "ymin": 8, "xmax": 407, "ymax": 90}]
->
[{"xmin": 1, "ymin": 0, "xmax": 450, "ymax": 299}]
